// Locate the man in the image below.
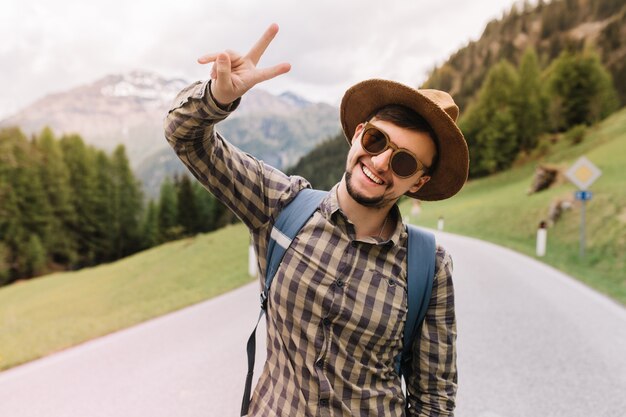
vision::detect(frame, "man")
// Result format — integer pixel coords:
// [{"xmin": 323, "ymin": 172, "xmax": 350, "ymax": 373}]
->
[{"xmin": 164, "ymin": 24, "xmax": 468, "ymax": 416}]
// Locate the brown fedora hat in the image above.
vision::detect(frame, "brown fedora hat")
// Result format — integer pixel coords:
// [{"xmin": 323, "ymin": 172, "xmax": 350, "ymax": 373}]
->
[{"xmin": 340, "ymin": 79, "xmax": 469, "ymax": 201}]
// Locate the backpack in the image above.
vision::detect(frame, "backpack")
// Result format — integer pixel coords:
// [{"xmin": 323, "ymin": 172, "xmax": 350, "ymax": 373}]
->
[{"xmin": 241, "ymin": 188, "xmax": 436, "ymax": 416}]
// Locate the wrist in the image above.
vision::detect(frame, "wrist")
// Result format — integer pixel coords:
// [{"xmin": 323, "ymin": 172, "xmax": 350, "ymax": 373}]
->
[{"xmin": 209, "ymin": 80, "xmax": 233, "ymax": 110}]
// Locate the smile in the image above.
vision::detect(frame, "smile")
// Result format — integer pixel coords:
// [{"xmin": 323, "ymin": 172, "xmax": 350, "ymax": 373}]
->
[{"xmin": 362, "ymin": 164, "xmax": 384, "ymax": 185}]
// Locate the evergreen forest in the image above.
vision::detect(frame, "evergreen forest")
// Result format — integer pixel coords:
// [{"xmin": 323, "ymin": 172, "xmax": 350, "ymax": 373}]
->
[{"xmin": 0, "ymin": 127, "xmax": 234, "ymax": 286}]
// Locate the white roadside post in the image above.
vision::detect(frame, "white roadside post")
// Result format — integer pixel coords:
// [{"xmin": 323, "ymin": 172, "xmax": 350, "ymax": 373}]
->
[
  {"xmin": 248, "ymin": 239, "xmax": 258, "ymax": 277},
  {"xmin": 536, "ymin": 221, "xmax": 547, "ymax": 257},
  {"xmin": 438, "ymin": 216, "xmax": 444, "ymax": 231},
  {"xmin": 564, "ymin": 156, "xmax": 602, "ymax": 258}
]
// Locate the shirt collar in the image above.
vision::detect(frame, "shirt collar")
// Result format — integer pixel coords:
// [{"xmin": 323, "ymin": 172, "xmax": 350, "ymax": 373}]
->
[{"xmin": 320, "ymin": 184, "xmax": 407, "ymax": 247}]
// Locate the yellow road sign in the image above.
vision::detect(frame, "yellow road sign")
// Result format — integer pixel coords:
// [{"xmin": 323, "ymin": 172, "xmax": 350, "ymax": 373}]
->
[{"xmin": 565, "ymin": 156, "xmax": 602, "ymax": 190}]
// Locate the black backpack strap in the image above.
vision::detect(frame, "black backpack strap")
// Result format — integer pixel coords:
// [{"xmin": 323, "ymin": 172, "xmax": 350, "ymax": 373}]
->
[
  {"xmin": 241, "ymin": 188, "xmax": 327, "ymax": 416},
  {"xmin": 400, "ymin": 225, "xmax": 436, "ymax": 406}
]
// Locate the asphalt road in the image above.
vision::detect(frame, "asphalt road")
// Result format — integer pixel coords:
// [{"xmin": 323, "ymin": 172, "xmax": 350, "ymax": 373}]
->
[{"xmin": 1, "ymin": 230, "xmax": 625, "ymax": 417}]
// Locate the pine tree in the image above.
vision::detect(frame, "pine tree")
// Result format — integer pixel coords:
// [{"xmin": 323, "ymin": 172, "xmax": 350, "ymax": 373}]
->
[
  {"xmin": 141, "ymin": 200, "xmax": 159, "ymax": 249},
  {"xmin": 546, "ymin": 49, "xmax": 619, "ymax": 131},
  {"xmin": 10, "ymin": 134, "xmax": 52, "ymax": 277},
  {"xmin": 60, "ymin": 134, "xmax": 101, "ymax": 266},
  {"xmin": 35, "ymin": 127, "xmax": 78, "ymax": 265},
  {"xmin": 0, "ymin": 128, "xmax": 54, "ymax": 279},
  {"xmin": 23, "ymin": 235, "xmax": 46, "ymax": 277},
  {"xmin": 157, "ymin": 177, "xmax": 180, "ymax": 241},
  {"xmin": 0, "ymin": 128, "xmax": 19, "ymax": 282},
  {"xmin": 193, "ymin": 182, "xmax": 218, "ymax": 233},
  {"xmin": 93, "ymin": 150, "xmax": 115, "ymax": 262},
  {"xmin": 176, "ymin": 174, "xmax": 200, "ymax": 235},
  {"xmin": 110, "ymin": 145, "xmax": 143, "ymax": 258},
  {"xmin": 513, "ymin": 48, "xmax": 547, "ymax": 152},
  {"xmin": 459, "ymin": 60, "xmax": 520, "ymax": 176},
  {"xmin": 0, "ymin": 242, "xmax": 11, "ymax": 286},
  {"xmin": 584, "ymin": 50, "xmax": 620, "ymax": 122}
]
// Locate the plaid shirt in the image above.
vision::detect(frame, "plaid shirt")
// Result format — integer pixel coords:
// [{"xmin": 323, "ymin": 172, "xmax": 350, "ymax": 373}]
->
[{"xmin": 164, "ymin": 80, "xmax": 457, "ymax": 416}]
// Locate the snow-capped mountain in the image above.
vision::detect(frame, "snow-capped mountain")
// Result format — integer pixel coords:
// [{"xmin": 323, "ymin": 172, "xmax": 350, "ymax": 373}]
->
[
  {"xmin": 0, "ymin": 70, "xmax": 340, "ymax": 196},
  {"xmin": 99, "ymin": 71, "xmax": 187, "ymax": 103},
  {"xmin": 0, "ymin": 70, "xmax": 188, "ymax": 164}
]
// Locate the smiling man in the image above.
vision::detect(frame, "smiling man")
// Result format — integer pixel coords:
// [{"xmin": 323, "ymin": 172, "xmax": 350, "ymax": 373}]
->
[{"xmin": 164, "ymin": 24, "xmax": 468, "ymax": 417}]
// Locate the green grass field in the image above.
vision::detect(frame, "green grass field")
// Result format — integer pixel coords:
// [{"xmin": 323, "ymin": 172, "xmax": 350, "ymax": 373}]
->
[
  {"xmin": 1, "ymin": 109, "xmax": 624, "ymax": 373},
  {"xmin": 0, "ymin": 224, "xmax": 252, "ymax": 371},
  {"xmin": 401, "ymin": 108, "xmax": 626, "ymax": 306}
]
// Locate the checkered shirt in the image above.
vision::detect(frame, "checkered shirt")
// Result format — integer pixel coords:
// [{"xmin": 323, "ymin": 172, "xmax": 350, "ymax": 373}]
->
[{"xmin": 164, "ymin": 80, "xmax": 457, "ymax": 416}]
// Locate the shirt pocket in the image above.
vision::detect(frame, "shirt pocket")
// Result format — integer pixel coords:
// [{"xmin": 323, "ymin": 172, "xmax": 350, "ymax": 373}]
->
[{"xmin": 346, "ymin": 269, "xmax": 407, "ymax": 353}]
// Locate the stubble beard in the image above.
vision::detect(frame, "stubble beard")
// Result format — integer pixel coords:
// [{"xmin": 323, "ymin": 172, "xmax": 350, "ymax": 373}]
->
[{"xmin": 344, "ymin": 169, "xmax": 395, "ymax": 209}]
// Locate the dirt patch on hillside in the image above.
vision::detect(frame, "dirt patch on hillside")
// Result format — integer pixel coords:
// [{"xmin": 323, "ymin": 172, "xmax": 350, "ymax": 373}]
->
[{"xmin": 618, "ymin": 208, "xmax": 626, "ymax": 224}]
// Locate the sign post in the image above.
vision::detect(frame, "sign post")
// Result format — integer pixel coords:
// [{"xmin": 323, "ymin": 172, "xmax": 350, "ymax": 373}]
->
[
  {"xmin": 564, "ymin": 157, "xmax": 602, "ymax": 257},
  {"xmin": 536, "ymin": 221, "xmax": 547, "ymax": 257},
  {"xmin": 249, "ymin": 240, "xmax": 258, "ymax": 277}
]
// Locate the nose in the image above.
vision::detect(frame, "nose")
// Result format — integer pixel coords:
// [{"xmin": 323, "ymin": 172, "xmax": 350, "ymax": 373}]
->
[{"xmin": 370, "ymin": 148, "xmax": 393, "ymax": 173}]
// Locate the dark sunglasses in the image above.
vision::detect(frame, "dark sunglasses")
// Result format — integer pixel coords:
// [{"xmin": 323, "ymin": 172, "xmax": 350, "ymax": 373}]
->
[{"xmin": 360, "ymin": 122, "xmax": 427, "ymax": 178}]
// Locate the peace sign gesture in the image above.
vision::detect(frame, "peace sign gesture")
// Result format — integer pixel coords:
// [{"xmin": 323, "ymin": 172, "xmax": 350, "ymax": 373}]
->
[{"xmin": 198, "ymin": 23, "xmax": 291, "ymax": 107}]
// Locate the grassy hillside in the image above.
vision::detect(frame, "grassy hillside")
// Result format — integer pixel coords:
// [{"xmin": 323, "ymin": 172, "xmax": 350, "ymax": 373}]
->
[
  {"xmin": 402, "ymin": 108, "xmax": 626, "ymax": 305},
  {"xmin": 0, "ymin": 224, "xmax": 252, "ymax": 371}
]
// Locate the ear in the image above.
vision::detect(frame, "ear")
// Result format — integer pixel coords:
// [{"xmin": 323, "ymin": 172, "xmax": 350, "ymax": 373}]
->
[
  {"xmin": 350, "ymin": 123, "xmax": 365, "ymax": 144},
  {"xmin": 408, "ymin": 175, "xmax": 430, "ymax": 194}
]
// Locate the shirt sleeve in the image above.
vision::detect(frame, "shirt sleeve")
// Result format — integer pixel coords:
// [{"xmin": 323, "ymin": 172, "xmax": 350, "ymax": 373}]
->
[
  {"xmin": 406, "ymin": 245, "xmax": 458, "ymax": 416},
  {"xmin": 163, "ymin": 79, "xmax": 309, "ymax": 232}
]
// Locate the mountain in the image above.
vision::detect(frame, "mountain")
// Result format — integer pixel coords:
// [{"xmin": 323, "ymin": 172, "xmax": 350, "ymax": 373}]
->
[
  {"xmin": 422, "ymin": 0, "xmax": 626, "ymax": 110},
  {"xmin": 0, "ymin": 70, "xmax": 340, "ymax": 197},
  {"xmin": 137, "ymin": 97, "xmax": 339, "ymax": 198},
  {"xmin": 0, "ymin": 71, "xmax": 189, "ymax": 165}
]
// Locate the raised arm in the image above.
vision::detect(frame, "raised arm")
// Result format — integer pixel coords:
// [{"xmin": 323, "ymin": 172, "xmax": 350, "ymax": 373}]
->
[{"xmin": 164, "ymin": 24, "xmax": 307, "ymax": 232}]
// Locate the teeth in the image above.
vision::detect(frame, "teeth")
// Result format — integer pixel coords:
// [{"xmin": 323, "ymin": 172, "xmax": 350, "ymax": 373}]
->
[{"xmin": 362, "ymin": 165, "xmax": 383, "ymax": 184}]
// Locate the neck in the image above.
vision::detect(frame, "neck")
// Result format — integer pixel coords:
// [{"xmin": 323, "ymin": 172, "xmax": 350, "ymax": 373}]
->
[{"xmin": 336, "ymin": 178, "xmax": 396, "ymax": 240}]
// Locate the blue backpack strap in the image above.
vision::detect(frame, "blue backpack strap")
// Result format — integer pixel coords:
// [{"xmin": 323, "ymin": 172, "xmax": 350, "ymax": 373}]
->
[
  {"xmin": 398, "ymin": 225, "xmax": 436, "ymax": 384},
  {"xmin": 241, "ymin": 188, "xmax": 327, "ymax": 416},
  {"xmin": 263, "ymin": 188, "xmax": 328, "ymax": 307}
]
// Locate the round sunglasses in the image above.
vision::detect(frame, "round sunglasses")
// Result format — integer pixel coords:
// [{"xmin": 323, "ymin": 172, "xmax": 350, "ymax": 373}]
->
[{"xmin": 360, "ymin": 122, "xmax": 427, "ymax": 178}]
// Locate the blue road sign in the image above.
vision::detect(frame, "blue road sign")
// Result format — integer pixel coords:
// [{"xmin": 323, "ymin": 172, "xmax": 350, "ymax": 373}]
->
[{"xmin": 575, "ymin": 191, "xmax": 593, "ymax": 201}]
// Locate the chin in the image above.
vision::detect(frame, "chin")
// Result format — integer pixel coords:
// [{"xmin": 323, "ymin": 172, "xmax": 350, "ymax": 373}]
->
[{"xmin": 344, "ymin": 170, "xmax": 392, "ymax": 209}]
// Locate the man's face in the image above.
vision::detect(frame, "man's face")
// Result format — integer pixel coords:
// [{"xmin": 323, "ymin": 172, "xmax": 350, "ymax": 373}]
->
[{"xmin": 344, "ymin": 119, "xmax": 436, "ymax": 209}]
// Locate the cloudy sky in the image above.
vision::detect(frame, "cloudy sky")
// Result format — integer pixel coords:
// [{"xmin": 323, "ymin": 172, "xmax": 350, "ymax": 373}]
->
[{"xmin": 1, "ymin": 0, "xmax": 524, "ymax": 118}]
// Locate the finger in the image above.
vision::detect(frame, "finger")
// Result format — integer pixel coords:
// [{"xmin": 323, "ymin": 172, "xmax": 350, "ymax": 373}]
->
[
  {"xmin": 252, "ymin": 62, "xmax": 291, "ymax": 84},
  {"xmin": 198, "ymin": 53, "xmax": 219, "ymax": 65},
  {"xmin": 214, "ymin": 53, "xmax": 232, "ymax": 82},
  {"xmin": 198, "ymin": 49, "xmax": 241, "ymax": 64},
  {"xmin": 246, "ymin": 23, "xmax": 279, "ymax": 65}
]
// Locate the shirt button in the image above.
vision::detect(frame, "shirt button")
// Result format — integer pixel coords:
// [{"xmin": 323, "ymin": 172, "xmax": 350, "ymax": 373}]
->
[
  {"xmin": 319, "ymin": 399, "xmax": 329, "ymax": 406},
  {"xmin": 335, "ymin": 279, "xmax": 344, "ymax": 288},
  {"xmin": 315, "ymin": 359, "xmax": 324, "ymax": 368},
  {"xmin": 322, "ymin": 318, "xmax": 331, "ymax": 327}
]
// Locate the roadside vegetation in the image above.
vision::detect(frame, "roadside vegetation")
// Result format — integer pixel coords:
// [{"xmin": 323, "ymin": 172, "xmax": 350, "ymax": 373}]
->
[{"xmin": 402, "ymin": 108, "xmax": 626, "ymax": 307}]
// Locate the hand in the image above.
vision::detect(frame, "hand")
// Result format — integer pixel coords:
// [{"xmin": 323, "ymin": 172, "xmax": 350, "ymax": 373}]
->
[{"xmin": 198, "ymin": 23, "xmax": 291, "ymax": 107}]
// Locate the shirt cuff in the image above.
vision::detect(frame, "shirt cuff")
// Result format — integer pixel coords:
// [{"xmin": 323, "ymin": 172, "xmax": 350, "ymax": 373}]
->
[{"xmin": 205, "ymin": 79, "xmax": 241, "ymax": 114}]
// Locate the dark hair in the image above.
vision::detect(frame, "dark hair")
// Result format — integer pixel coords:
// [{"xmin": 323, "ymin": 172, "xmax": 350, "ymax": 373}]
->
[{"xmin": 367, "ymin": 104, "xmax": 439, "ymax": 175}]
